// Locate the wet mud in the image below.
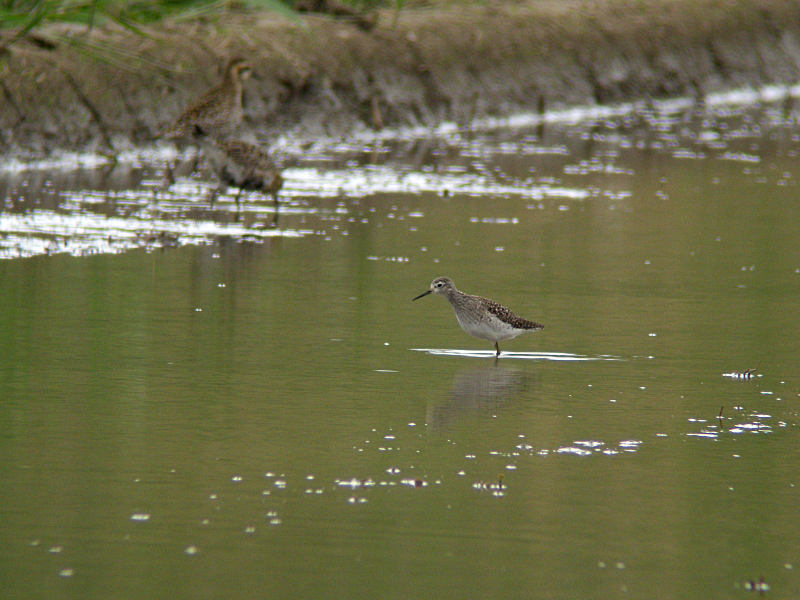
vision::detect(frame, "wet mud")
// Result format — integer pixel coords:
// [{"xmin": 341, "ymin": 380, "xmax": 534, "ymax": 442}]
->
[{"xmin": 2, "ymin": 0, "xmax": 800, "ymax": 156}]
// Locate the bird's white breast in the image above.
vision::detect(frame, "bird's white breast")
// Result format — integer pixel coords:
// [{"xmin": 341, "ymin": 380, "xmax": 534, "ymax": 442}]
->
[{"xmin": 454, "ymin": 310, "xmax": 526, "ymax": 342}]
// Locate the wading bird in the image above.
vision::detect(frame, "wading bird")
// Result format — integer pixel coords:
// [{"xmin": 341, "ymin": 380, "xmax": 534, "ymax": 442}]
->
[
  {"xmin": 413, "ymin": 277, "xmax": 543, "ymax": 358},
  {"xmin": 161, "ymin": 57, "xmax": 252, "ymax": 140}
]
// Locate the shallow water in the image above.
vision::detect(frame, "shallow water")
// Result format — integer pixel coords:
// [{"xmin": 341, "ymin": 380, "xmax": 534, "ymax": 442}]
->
[{"xmin": 2, "ymin": 93, "xmax": 800, "ymax": 598}]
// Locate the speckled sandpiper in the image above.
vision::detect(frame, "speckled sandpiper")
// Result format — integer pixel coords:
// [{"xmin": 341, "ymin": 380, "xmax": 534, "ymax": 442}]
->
[
  {"xmin": 413, "ymin": 277, "xmax": 544, "ymax": 357},
  {"xmin": 161, "ymin": 57, "xmax": 252, "ymax": 140},
  {"xmin": 198, "ymin": 136, "xmax": 283, "ymax": 208}
]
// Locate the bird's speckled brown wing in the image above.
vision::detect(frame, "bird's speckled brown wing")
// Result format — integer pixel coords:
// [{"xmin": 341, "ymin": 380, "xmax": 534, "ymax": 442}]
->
[
  {"xmin": 481, "ymin": 296, "xmax": 543, "ymax": 330},
  {"xmin": 210, "ymin": 139, "xmax": 283, "ymax": 196},
  {"xmin": 161, "ymin": 84, "xmax": 242, "ymax": 139},
  {"xmin": 217, "ymin": 140, "xmax": 277, "ymax": 172}
]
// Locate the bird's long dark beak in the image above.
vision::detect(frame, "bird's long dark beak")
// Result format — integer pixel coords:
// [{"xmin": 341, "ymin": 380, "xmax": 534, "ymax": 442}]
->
[{"xmin": 412, "ymin": 290, "xmax": 432, "ymax": 301}]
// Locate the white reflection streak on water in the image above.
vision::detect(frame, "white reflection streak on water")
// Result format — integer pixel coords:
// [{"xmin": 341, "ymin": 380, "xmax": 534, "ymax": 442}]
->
[
  {"xmin": 280, "ymin": 166, "xmax": 590, "ymax": 200},
  {"xmin": 411, "ymin": 349, "xmax": 622, "ymax": 361},
  {"xmin": 554, "ymin": 439, "xmax": 641, "ymax": 456},
  {"xmin": 0, "ymin": 158, "xmax": 595, "ymax": 259},
  {"xmin": 0, "ymin": 210, "xmax": 306, "ymax": 259}
]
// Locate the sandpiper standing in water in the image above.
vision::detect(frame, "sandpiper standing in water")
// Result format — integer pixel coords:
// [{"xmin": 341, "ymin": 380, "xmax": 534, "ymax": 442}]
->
[
  {"xmin": 198, "ymin": 135, "xmax": 284, "ymax": 209},
  {"xmin": 161, "ymin": 57, "xmax": 252, "ymax": 140},
  {"xmin": 413, "ymin": 277, "xmax": 544, "ymax": 358}
]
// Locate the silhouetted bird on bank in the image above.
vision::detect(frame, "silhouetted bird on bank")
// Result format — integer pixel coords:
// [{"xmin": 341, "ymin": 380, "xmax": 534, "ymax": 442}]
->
[
  {"xmin": 161, "ymin": 57, "xmax": 251, "ymax": 140},
  {"xmin": 413, "ymin": 277, "xmax": 544, "ymax": 358},
  {"xmin": 198, "ymin": 134, "xmax": 284, "ymax": 209}
]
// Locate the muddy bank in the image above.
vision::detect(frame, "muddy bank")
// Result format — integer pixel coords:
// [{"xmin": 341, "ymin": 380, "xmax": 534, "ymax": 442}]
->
[{"xmin": 3, "ymin": 0, "xmax": 800, "ymax": 156}]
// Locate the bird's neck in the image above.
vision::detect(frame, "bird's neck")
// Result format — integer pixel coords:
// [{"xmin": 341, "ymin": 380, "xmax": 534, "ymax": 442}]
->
[
  {"xmin": 443, "ymin": 290, "xmax": 463, "ymax": 306},
  {"xmin": 225, "ymin": 72, "xmax": 243, "ymax": 100}
]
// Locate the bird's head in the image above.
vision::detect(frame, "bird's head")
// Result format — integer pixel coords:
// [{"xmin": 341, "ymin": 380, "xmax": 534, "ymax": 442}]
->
[{"xmin": 413, "ymin": 276, "xmax": 455, "ymax": 301}]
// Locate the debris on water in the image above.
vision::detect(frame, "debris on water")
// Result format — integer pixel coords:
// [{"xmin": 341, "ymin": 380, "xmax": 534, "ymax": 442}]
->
[
  {"xmin": 472, "ymin": 475, "xmax": 505, "ymax": 496},
  {"xmin": 336, "ymin": 477, "xmax": 375, "ymax": 488},
  {"xmin": 744, "ymin": 577, "xmax": 770, "ymax": 594},
  {"xmin": 723, "ymin": 368, "xmax": 759, "ymax": 380},
  {"xmin": 130, "ymin": 513, "xmax": 150, "ymax": 521}
]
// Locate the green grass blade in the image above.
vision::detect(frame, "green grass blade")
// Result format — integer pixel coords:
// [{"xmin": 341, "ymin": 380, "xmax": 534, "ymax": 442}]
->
[
  {"xmin": 240, "ymin": 0, "xmax": 299, "ymax": 20},
  {"xmin": 1, "ymin": 0, "xmax": 49, "ymax": 46}
]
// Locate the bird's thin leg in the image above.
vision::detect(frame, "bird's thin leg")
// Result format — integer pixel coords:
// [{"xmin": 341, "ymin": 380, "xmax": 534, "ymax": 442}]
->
[
  {"xmin": 495, "ymin": 342, "xmax": 501, "ymax": 358},
  {"xmin": 270, "ymin": 201, "xmax": 279, "ymax": 228},
  {"xmin": 162, "ymin": 160, "xmax": 176, "ymax": 190},
  {"xmin": 262, "ymin": 189, "xmax": 279, "ymax": 227},
  {"xmin": 188, "ymin": 151, "xmax": 200, "ymax": 176},
  {"xmin": 232, "ymin": 188, "xmax": 244, "ymax": 222},
  {"xmin": 208, "ymin": 185, "xmax": 223, "ymax": 208}
]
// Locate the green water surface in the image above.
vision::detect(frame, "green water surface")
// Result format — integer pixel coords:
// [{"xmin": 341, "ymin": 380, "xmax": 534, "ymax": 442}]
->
[{"xmin": 2, "ymin": 103, "xmax": 800, "ymax": 599}]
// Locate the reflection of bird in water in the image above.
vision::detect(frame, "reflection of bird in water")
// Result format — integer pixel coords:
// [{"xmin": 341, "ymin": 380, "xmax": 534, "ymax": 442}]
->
[
  {"xmin": 198, "ymin": 136, "xmax": 284, "ymax": 210},
  {"xmin": 427, "ymin": 367, "xmax": 531, "ymax": 430},
  {"xmin": 161, "ymin": 57, "xmax": 252, "ymax": 140},
  {"xmin": 413, "ymin": 277, "xmax": 544, "ymax": 358}
]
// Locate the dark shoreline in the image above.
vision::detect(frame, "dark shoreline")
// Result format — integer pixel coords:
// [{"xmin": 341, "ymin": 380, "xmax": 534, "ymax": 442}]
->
[{"xmin": 3, "ymin": 0, "xmax": 800, "ymax": 157}]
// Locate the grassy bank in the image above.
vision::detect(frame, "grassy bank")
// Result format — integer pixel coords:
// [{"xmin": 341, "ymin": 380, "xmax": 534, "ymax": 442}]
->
[{"xmin": 2, "ymin": 0, "xmax": 800, "ymax": 156}]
